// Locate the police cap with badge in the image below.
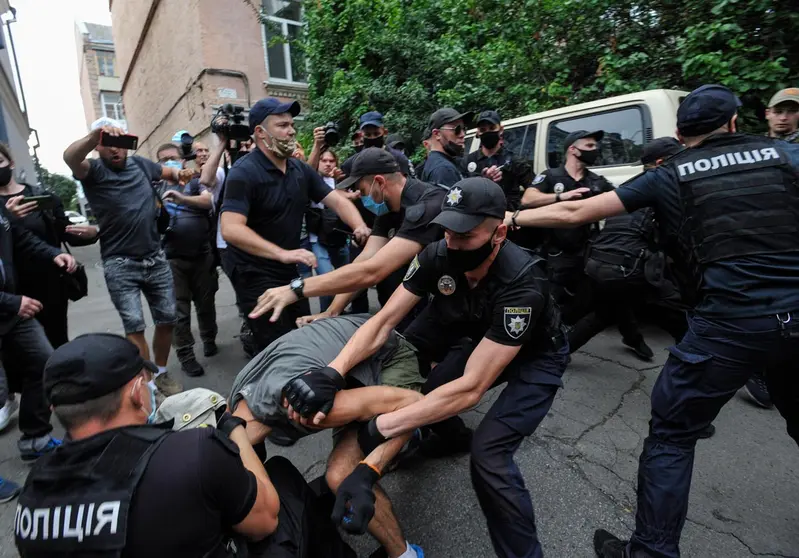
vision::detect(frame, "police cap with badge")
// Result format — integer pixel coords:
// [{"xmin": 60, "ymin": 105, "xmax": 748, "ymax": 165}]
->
[{"xmin": 432, "ymin": 176, "xmax": 506, "ymax": 233}]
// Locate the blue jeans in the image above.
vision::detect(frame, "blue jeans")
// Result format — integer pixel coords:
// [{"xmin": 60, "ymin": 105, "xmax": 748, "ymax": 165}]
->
[
  {"xmin": 103, "ymin": 251, "xmax": 177, "ymax": 334},
  {"xmin": 629, "ymin": 312, "xmax": 799, "ymax": 558},
  {"xmin": 310, "ymin": 242, "xmax": 349, "ymax": 311}
]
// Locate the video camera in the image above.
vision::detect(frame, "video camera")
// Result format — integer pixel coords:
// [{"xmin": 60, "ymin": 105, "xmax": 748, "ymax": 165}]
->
[
  {"xmin": 211, "ymin": 104, "xmax": 251, "ymax": 141},
  {"xmin": 323, "ymin": 122, "xmax": 340, "ymax": 146},
  {"xmin": 178, "ymin": 132, "xmax": 196, "ymax": 161}
]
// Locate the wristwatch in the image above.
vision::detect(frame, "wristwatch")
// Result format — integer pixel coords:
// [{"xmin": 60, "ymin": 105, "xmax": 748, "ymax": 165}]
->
[
  {"xmin": 511, "ymin": 209, "xmax": 520, "ymax": 228},
  {"xmin": 555, "ymin": 192, "xmax": 562, "ymax": 202},
  {"xmin": 289, "ymin": 277, "xmax": 305, "ymax": 299}
]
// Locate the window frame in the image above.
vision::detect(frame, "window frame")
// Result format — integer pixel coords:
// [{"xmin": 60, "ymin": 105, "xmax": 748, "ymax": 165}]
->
[
  {"xmin": 100, "ymin": 91, "xmax": 125, "ymax": 122},
  {"xmin": 96, "ymin": 51, "xmax": 116, "ymax": 77},
  {"xmin": 545, "ymin": 104, "xmax": 652, "ymax": 170},
  {"xmin": 260, "ymin": 1, "xmax": 307, "ymax": 86}
]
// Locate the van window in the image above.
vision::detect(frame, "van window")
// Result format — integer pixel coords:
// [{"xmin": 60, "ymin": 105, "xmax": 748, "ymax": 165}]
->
[
  {"xmin": 503, "ymin": 126, "xmax": 526, "ymax": 158},
  {"xmin": 547, "ymin": 107, "xmax": 646, "ymax": 168}
]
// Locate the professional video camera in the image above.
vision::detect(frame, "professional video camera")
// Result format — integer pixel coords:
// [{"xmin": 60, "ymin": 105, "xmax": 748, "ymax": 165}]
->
[
  {"xmin": 323, "ymin": 122, "xmax": 340, "ymax": 146},
  {"xmin": 179, "ymin": 132, "xmax": 196, "ymax": 161},
  {"xmin": 211, "ymin": 104, "xmax": 251, "ymax": 141}
]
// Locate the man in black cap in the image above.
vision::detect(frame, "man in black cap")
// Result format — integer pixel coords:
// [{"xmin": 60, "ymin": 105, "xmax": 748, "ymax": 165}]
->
[
  {"xmin": 220, "ymin": 97, "xmax": 369, "ymax": 353},
  {"xmin": 420, "ymin": 107, "xmax": 474, "ymax": 187},
  {"xmin": 463, "ymin": 110, "xmax": 532, "ymax": 212},
  {"xmin": 519, "ymin": 129, "xmax": 615, "ymax": 320},
  {"xmin": 299, "ymin": 177, "xmax": 567, "ymax": 558},
  {"xmin": 386, "ymin": 133, "xmax": 406, "ymax": 154},
  {"xmin": 509, "ymin": 84, "xmax": 799, "ymax": 558},
  {"xmin": 15, "ymin": 333, "xmax": 286, "ymax": 557}
]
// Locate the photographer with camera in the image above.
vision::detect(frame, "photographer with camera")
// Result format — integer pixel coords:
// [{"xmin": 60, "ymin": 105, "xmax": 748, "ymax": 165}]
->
[
  {"xmin": 155, "ymin": 141, "xmax": 217, "ymax": 378},
  {"xmin": 220, "ymin": 98, "xmax": 369, "ymax": 354},
  {"xmin": 63, "ymin": 118, "xmax": 196, "ymax": 397}
]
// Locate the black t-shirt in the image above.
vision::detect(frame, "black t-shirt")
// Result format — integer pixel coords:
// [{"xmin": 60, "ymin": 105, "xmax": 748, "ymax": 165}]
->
[
  {"xmin": 403, "ymin": 239, "xmax": 550, "ymax": 353},
  {"xmin": 615, "ymin": 137, "xmax": 799, "ymax": 318},
  {"xmin": 124, "ymin": 428, "xmax": 257, "ymax": 558},
  {"xmin": 371, "ymin": 178, "xmax": 448, "ymax": 246},
  {"xmin": 464, "ymin": 147, "xmax": 532, "ymax": 211},
  {"xmin": 421, "ymin": 151, "xmax": 465, "ymax": 187},
  {"xmin": 529, "ymin": 165, "xmax": 615, "ymax": 253},
  {"xmin": 221, "ymin": 149, "xmax": 330, "ymax": 284},
  {"xmin": 79, "ymin": 155, "xmax": 163, "ymax": 260},
  {"xmin": 159, "ymin": 178, "xmax": 212, "ymax": 260}
]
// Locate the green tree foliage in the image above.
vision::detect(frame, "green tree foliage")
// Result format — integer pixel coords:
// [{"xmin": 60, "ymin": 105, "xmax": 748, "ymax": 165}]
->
[
  {"xmin": 33, "ymin": 158, "xmax": 77, "ymax": 210},
  {"xmin": 291, "ymin": 0, "xmax": 797, "ymax": 156}
]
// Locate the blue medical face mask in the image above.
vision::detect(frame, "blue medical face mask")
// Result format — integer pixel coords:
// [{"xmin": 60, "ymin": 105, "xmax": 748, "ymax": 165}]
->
[
  {"xmin": 145, "ymin": 380, "xmax": 158, "ymax": 424},
  {"xmin": 163, "ymin": 160, "xmax": 183, "ymax": 170},
  {"xmin": 361, "ymin": 179, "xmax": 389, "ymax": 216}
]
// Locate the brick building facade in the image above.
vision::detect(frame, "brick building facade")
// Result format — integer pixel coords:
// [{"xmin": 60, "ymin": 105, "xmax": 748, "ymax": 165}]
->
[
  {"xmin": 75, "ymin": 22, "xmax": 124, "ymax": 131},
  {"xmin": 109, "ymin": 0, "xmax": 309, "ymax": 159}
]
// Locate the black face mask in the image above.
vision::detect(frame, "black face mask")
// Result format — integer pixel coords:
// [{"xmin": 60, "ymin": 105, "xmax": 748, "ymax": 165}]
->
[
  {"xmin": 479, "ymin": 131, "xmax": 501, "ymax": 150},
  {"xmin": 576, "ymin": 147, "xmax": 600, "ymax": 166},
  {"xmin": 353, "ymin": 144, "xmax": 364, "ymax": 153},
  {"xmin": 0, "ymin": 166, "xmax": 12, "ymax": 187},
  {"xmin": 446, "ymin": 233, "xmax": 496, "ymax": 272},
  {"xmin": 443, "ymin": 139, "xmax": 464, "ymax": 158},
  {"xmin": 363, "ymin": 136, "xmax": 385, "ymax": 149}
]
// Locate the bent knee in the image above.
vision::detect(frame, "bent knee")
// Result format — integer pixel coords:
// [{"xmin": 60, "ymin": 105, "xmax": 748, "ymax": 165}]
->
[{"xmin": 325, "ymin": 462, "xmax": 354, "ymax": 492}]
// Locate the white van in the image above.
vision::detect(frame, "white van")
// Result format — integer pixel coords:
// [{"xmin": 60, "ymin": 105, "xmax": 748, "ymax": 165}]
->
[{"xmin": 465, "ymin": 89, "xmax": 688, "ymax": 186}]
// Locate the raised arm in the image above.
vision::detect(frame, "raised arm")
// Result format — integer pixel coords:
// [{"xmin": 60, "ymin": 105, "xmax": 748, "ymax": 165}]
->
[{"xmin": 63, "ymin": 128, "xmax": 104, "ymax": 180}]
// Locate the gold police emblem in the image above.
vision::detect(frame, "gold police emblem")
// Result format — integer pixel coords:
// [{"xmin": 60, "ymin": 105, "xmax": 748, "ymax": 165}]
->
[{"xmin": 438, "ymin": 275, "xmax": 456, "ymax": 295}]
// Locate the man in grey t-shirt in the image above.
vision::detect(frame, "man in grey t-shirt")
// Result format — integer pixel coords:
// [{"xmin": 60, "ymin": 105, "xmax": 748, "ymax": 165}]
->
[
  {"xmin": 230, "ymin": 314, "xmax": 426, "ymax": 557},
  {"xmin": 64, "ymin": 118, "xmax": 195, "ymax": 396}
]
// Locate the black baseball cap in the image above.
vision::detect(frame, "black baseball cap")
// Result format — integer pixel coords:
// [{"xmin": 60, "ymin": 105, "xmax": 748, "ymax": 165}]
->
[
  {"xmin": 335, "ymin": 147, "xmax": 400, "ymax": 190},
  {"xmin": 386, "ymin": 133, "xmax": 405, "ymax": 150},
  {"xmin": 476, "ymin": 110, "xmax": 501, "ymax": 126},
  {"xmin": 428, "ymin": 108, "xmax": 474, "ymax": 133},
  {"xmin": 45, "ymin": 333, "xmax": 157, "ymax": 406},
  {"xmin": 360, "ymin": 111, "xmax": 384, "ymax": 129},
  {"xmin": 248, "ymin": 97, "xmax": 301, "ymax": 134},
  {"xmin": 677, "ymin": 84, "xmax": 741, "ymax": 137},
  {"xmin": 641, "ymin": 137, "xmax": 683, "ymax": 166},
  {"xmin": 432, "ymin": 177, "xmax": 506, "ymax": 233},
  {"xmin": 563, "ymin": 130, "xmax": 604, "ymax": 152}
]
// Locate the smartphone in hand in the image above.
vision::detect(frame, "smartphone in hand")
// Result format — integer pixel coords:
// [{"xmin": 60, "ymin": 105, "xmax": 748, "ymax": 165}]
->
[
  {"xmin": 22, "ymin": 195, "xmax": 56, "ymax": 211},
  {"xmin": 100, "ymin": 132, "xmax": 139, "ymax": 150}
]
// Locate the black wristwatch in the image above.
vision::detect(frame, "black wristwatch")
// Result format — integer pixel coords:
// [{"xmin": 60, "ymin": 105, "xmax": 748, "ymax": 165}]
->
[
  {"xmin": 511, "ymin": 209, "xmax": 520, "ymax": 228},
  {"xmin": 555, "ymin": 192, "xmax": 562, "ymax": 203},
  {"xmin": 289, "ymin": 277, "xmax": 305, "ymax": 299}
]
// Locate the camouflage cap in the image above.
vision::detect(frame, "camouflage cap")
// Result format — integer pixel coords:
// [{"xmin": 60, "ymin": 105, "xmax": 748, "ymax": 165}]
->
[{"xmin": 154, "ymin": 388, "xmax": 227, "ymax": 431}]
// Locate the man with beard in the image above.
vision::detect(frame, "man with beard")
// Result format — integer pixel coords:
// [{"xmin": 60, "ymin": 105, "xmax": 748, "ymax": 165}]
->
[
  {"xmin": 420, "ymin": 108, "xmax": 473, "ymax": 187},
  {"xmin": 64, "ymin": 118, "xmax": 196, "ymax": 396}
]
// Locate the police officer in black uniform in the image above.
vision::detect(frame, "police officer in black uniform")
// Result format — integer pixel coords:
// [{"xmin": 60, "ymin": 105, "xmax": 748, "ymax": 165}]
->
[
  {"xmin": 420, "ymin": 108, "xmax": 473, "ymax": 187},
  {"xmin": 519, "ymin": 130, "xmax": 615, "ymax": 321},
  {"xmin": 510, "ymin": 84, "xmax": 799, "ymax": 558},
  {"xmin": 308, "ymin": 178, "xmax": 567, "ymax": 558}
]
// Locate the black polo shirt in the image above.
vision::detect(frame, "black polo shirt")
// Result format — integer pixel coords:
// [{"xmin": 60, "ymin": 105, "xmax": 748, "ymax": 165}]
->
[
  {"xmin": 402, "ymin": 240, "xmax": 553, "ymax": 358},
  {"xmin": 529, "ymin": 165, "xmax": 615, "ymax": 253},
  {"xmin": 421, "ymin": 151, "xmax": 464, "ymax": 187},
  {"xmin": 221, "ymin": 149, "xmax": 331, "ymax": 284},
  {"xmin": 464, "ymin": 147, "xmax": 532, "ymax": 211},
  {"xmin": 371, "ymin": 178, "xmax": 448, "ymax": 245}
]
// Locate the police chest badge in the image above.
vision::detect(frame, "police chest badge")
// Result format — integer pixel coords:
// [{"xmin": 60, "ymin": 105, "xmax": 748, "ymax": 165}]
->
[
  {"xmin": 404, "ymin": 256, "xmax": 420, "ymax": 281},
  {"xmin": 467, "ymin": 161, "xmax": 477, "ymax": 173},
  {"xmin": 504, "ymin": 307, "xmax": 531, "ymax": 339},
  {"xmin": 553, "ymin": 183, "xmax": 565, "ymax": 194},
  {"xmin": 446, "ymin": 187, "xmax": 463, "ymax": 206},
  {"xmin": 437, "ymin": 275, "xmax": 456, "ymax": 295}
]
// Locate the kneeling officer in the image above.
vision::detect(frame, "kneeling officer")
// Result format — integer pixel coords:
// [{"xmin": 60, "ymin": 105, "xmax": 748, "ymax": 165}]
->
[{"xmin": 15, "ymin": 333, "xmax": 280, "ymax": 558}]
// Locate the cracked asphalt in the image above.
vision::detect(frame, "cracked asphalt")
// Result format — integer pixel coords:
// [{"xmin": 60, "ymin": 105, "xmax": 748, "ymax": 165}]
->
[{"xmin": 1, "ymin": 243, "xmax": 797, "ymax": 557}]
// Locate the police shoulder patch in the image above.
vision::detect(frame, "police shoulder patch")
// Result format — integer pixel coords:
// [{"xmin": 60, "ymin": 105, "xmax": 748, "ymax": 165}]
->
[
  {"xmin": 404, "ymin": 256, "xmax": 421, "ymax": 281},
  {"xmin": 532, "ymin": 173, "xmax": 546, "ymax": 185},
  {"xmin": 504, "ymin": 306, "xmax": 532, "ymax": 339},
  {"xmin": 404, "ymin": 204, "xmax": 425, "ymax": 224}
]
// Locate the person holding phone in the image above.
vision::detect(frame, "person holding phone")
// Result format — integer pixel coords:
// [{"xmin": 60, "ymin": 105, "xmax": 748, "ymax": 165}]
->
[
  {"xmin": 63, "ymin": 118, "xmax": 196, "ymax": 397},
  {"xmin": 0, "ymin": 142, "xmax": 98, "ymax": 352}
]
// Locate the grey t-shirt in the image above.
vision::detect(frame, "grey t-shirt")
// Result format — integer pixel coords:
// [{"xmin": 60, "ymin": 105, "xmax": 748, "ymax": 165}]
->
[
  {"xmin": 230, "ymin": 315, "xmax": 404, "ymax": 435},
  {"xmin": 79, "ymin": 155, "xmax": 163, "ymax": 260}
]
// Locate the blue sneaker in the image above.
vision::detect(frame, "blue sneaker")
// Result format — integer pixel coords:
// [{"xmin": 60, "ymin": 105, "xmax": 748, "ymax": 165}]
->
[
  {"xmin": 0, "ymin": 477, "xmax": 21, "ymax": 503},
  {"xmin": 410, "ymin": 544, "xmax": 424, "ymax": 558},
  {"xmin": 18, "ymin": 435, "xmax": 62, "ymax": 462}
]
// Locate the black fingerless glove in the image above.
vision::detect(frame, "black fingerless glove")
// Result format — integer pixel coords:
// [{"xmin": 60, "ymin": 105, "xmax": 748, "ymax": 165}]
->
[
  {"xmin": 331, "ymin": 462, "xmax": 381, "ymax": 534},
  {"xmin": 283, "ymin": 366, "xmax": 346, "ymax": 419}
]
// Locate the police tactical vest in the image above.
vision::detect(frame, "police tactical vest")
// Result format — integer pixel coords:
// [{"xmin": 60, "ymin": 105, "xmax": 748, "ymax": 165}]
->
[
  {"xmin": 15, "ymin": 425, "xmax": 171, "ymax": 557},
  {"xmin": 671, "ymin": 134, "xmax": 799, "ymax": 285},
  {"xmin": 585, "ymin": 208, "xmax": 655, "ymax": 283}
]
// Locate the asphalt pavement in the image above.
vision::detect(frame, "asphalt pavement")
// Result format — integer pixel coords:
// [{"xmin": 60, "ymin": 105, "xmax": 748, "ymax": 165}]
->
[{"xmin": 0, "ymin": 242, "xmax": 796, "ymax": 557}]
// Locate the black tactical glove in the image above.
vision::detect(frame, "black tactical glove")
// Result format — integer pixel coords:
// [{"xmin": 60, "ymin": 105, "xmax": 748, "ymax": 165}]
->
[
  {"xmin": 331, "ymin": 462, "xmax": 381, "ymax": 534},
  {"xmin": 283, "ymin": 366, "xmax": 347, "ymax": 419},
  {"xmin": 216, "ymin": 412, "xmax": 247, "ymax": 438},
  {"xmin": 357, "ymin": 416, "xmax": 389, "ymax": 456}
]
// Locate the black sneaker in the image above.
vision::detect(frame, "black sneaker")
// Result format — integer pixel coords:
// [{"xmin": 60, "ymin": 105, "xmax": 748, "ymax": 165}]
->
[
  {"xmin": 593, "ymin": 529, "xmax": 628, "ymax": 557},
  {"xmin": 203, "ymin": 341, "xmax": 219, "ymax": 357},
  {"xmin": 743, "ymin": 373, "xmax": 773, "ymax": 409},
  {"xmin": 698, "ymin": 424, "xmax": 716, "ymax": 439},
  {"xmin": 623, "ymin": 338, "xmax": 654, "ymax": 361},
  {"xmin": 180, "ymin": 358, "xmax": 205, "ymax": 378}
]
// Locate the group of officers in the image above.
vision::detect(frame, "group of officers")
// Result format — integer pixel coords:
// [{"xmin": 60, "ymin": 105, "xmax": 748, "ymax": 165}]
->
[{"xmin": 11, "ymin": 84, "xmax": 799, "ymax": 558}]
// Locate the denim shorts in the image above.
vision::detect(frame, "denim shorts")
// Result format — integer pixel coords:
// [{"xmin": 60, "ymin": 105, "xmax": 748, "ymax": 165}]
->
[{"xmin": 103, "ymin": 251, "xmax": 177, "ymax": 334}]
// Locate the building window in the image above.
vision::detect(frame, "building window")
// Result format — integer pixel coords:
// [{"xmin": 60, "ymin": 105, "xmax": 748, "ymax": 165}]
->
[
  {"xmin": 261, "ymin": 0, "xmax": 307, "ymax": 84},
  {"xmin": 96, "ymin": 51, "xmax": 116, "ymax": 77},
  {"xmin": 101, "ymin": 92, "xmax": 125, "ymax": 121}
]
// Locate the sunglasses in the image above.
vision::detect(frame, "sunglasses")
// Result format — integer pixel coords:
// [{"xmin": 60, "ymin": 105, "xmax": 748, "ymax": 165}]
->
[{"xmin": 439, "ymin": 125, "xmax": 465, "ymax": 135}]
